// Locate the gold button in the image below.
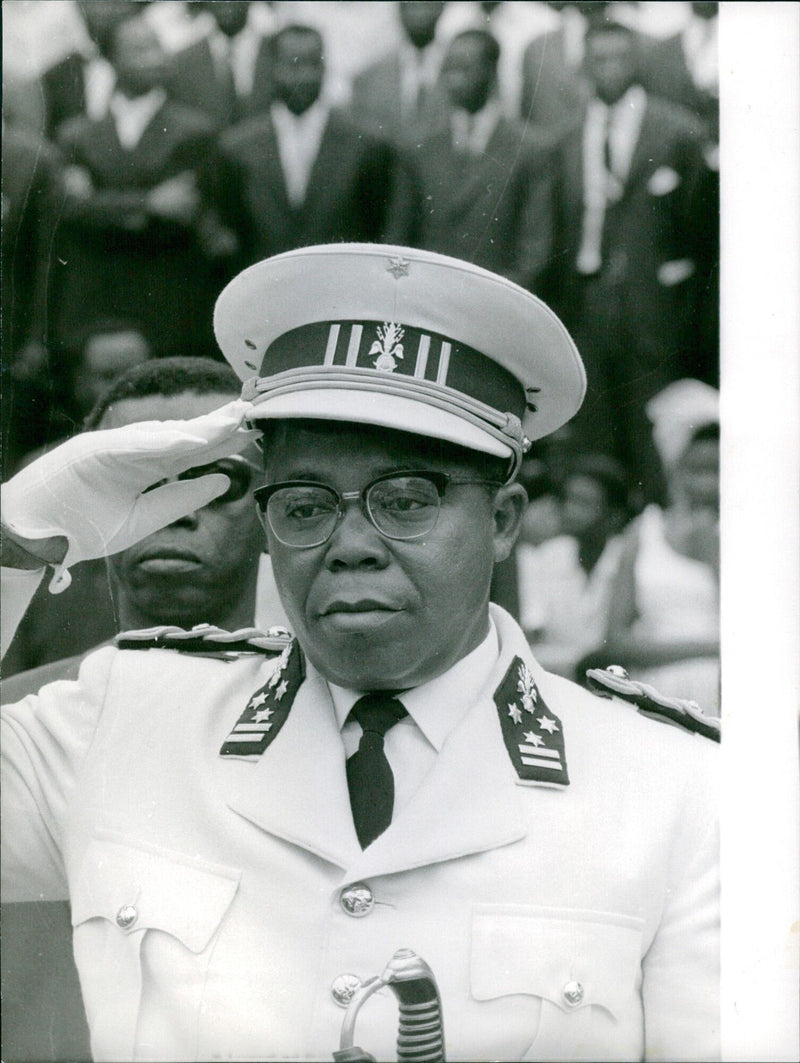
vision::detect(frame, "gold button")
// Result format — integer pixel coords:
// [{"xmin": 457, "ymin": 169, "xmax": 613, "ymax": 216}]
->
[
  {"xmin": 331, "ymin": 973, "xmax": 362, "ymax": 1007},
  {"xmin": 562, "ymin": 980, "xmax": 584, "ymax": 1007},
  {"xmin": 115, "ymin": 904, "xmax": 138, "ymax": 930},
  {"xmin": 340, "ymin": 882, "xmax": 374, "ymax": 917}
]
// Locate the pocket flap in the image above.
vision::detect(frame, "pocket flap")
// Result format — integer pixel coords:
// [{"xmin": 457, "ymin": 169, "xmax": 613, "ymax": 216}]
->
[
  {"xmin": 71, "ymin": 835, "xmax": 241, "ymax": 953},
  {"xmin": 471, "ymin": 904, "xmax": 644, "ymax": 1017}
]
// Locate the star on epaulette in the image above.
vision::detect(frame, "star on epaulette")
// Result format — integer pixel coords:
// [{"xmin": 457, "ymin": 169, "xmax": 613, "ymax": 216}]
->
[
  {"xmin": 585, "ymin": 665, "xmax": 720, "ymax": 742},
  {"xmin": 116, "ymin": 623, "xmax": 293, "ymax": 659},
  {"xmin": 494, "ymin": 657, "xmax": 569, "ymax": 787},
  {"xmin": 220, "ymin": 640, "xmax": 305, "ymax": 757}
]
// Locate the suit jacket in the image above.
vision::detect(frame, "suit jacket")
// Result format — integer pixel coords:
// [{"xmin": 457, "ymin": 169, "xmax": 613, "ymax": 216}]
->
[
  {"xmin": 1, "ymin": 602, "xmax": 719, "ymax": 1061},
  {"xmin": 405, "ymin": 117, "xmax": 555, "ymax": 292},
  {"xmin": 519, "ymin": 29, "xmax": 592, "ymax": 138},
  {"xmin": 640, "ymin": 33, "xmax": 719, "ymax": 143},
  {"xmin": 41, "ymin": 52, "xmax": 89, "ymax": 140},
  {"xmin": 165, "ymin": 35, "xmax": 274, "ymax": 130},
  {"xmin": 215, "ymin": 109, "xmax": 409, "ymax": 266},
  {"xmin": 349, "ymin": 51, "xmax": 450, "ymax": 147},
  {"xmin": 52, "ymin": 99, "xmax": 219, "ymax": 356},
  {"xmin": 551, "ymin": 94, "xmax": 709, "ymax": 345}
]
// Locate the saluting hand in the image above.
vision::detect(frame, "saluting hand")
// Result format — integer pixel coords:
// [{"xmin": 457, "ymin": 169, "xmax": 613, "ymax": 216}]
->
[{"xmin": 1, "ymin": 399, "xmax": 260, "ymax": 592}]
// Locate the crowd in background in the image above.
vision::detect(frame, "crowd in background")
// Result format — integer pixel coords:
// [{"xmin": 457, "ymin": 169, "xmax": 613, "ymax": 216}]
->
[{"xmin": 1, "ymin": 0, "xmax": 720, "ymax": 714}]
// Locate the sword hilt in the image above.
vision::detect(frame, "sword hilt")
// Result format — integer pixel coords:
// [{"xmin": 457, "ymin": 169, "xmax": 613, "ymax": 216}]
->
[{"xmin": 333, "ymin": 948, "xmax": 445, "ymax": 1063}]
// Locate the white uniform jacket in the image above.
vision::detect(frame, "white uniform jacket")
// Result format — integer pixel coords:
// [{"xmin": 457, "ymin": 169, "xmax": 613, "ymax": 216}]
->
[{"xmin": 2, "ymin": 602, "xmax": 719, "ymax": 1062}]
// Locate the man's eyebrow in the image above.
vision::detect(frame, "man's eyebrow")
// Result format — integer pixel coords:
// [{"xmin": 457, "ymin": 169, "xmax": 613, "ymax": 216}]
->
[{"xmin": 268, "ymin": 462, "xmax": 434, "ymax": 484}]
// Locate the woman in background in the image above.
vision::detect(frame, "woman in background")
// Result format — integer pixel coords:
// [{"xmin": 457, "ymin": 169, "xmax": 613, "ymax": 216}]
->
[{"xmin": 602, "ymin": 379, "xmax": 720, "ymax": 716}]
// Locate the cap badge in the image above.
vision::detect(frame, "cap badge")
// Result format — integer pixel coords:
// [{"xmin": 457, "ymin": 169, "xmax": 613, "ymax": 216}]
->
[
  {"xmin": 386, "ymin": 255, "xmax": 410, "ymax": 279},
  {"xmin": 370, "ymin": 322, "xmax": 405, "ymax": 372},
  {"xmin": 494, "ymin": 657, "xmax": 569, "ymax": 787}
]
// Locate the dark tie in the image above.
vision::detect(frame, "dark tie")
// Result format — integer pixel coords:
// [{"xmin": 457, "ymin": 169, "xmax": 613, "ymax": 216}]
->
[{"xmin": 346, "ymin": 693, "xmax": 408, "ymax": 848}]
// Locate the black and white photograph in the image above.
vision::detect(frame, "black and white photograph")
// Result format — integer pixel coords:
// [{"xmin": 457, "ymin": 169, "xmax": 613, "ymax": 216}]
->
[{"xmin": 0, "ymin": 2, "xmax": 797, "ymax": 1061}]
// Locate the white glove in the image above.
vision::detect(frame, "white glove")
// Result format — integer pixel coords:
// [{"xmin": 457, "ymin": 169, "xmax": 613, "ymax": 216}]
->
[{"xmin": 1, "ymin": 398, "xmax": 261, "ymax": 592}]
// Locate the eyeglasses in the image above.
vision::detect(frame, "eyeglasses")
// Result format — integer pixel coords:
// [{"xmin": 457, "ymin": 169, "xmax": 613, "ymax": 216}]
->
[
  {"xmin": 145, "ymin": 455, "xmax": 261, "ymax": 505},
  {"xmin": 253, "ymin": 470, "xmax": 501, "ymax": 548}
]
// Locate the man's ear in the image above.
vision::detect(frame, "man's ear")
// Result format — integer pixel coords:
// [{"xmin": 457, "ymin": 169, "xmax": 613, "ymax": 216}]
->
[{"xmin": 491, "ymin": 482, "xmax": 528, "ymax": 564}]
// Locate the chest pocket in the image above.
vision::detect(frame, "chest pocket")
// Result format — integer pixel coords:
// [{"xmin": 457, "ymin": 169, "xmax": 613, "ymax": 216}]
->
[
  {"xmin": 470, "ymin": 904, "xmax": 645, "ymax": 1062},
  {"xmin": 70, "ymin": 835, "xmax": 240, "ymax": 1061}
]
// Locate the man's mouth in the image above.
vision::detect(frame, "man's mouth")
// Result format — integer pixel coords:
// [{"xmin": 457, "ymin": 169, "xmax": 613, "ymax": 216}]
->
[
  {"xmin": 318, "ymin": 599, "xmax": 403, "ymax": 631},
  {"xmin": 134, "ymin": 548, "xmax": 204, "ymax": 574}
]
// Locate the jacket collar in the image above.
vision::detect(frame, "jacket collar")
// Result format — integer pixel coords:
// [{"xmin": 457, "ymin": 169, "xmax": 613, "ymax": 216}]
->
[{"xmin": 227, "ymin": 607, "xmax": 540, "ymax": 877}]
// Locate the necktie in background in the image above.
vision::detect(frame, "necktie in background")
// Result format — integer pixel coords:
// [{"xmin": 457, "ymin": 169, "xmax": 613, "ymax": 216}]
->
[{"xmin": 346, "ymin": 693, "xmax": 408, "ymax": 848}]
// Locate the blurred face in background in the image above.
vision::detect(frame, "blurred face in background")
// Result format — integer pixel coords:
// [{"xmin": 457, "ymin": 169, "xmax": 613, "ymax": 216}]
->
[
  {"xmin": 399, "ymin": 2, "xmax": 446, "ymax": 49},
  {"xmin": 203, "ymin": 1, "xmax": 251, "ymax": 37},
  {"xmin": 441, "ymin": 35, "xmax": 496, "ymax": 113},
  {"xmin": 585, "ymin": 28, "xmax": 638, "ymax": 105},
  {"xmin": 271, "ymin": 30, "xmax": 325, "ymax": 115},
  {"xmin": 110, "ymin": 18, "xmax": 166, "ymax": 95},
  {"xmin": 72, "ymin": 329, "xmax": 152, "ymax": 416},
  {"xmin": 100, "ymin": 390, "xmax": 265, "ymax": 629},
  {"xmin": 560, "ymin": 474, "xmax": 613, "ymax": 540},
  {"xmin": 671, "ymin": 436, "xmax": 720, "ymax": 515}
]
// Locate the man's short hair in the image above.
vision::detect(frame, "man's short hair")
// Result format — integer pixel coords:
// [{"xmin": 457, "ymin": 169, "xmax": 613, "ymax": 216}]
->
[
  {"xmin": 567, "ymin": 454, "xmax": 630, "ymax": 515},
  {"xmin": 449, "ymin": 28, "xmax": 501, "ymax": 68},
  {"xmin": 268, "ymin": 23, "xmax": 324, "ymax": 58},
  {"xmin": 584, "ymin": 18, "xmax": 638, "ymax": 47},
  {"xmin": 84, "ymin": 357, "xmax": 240, "ymax": 429}
]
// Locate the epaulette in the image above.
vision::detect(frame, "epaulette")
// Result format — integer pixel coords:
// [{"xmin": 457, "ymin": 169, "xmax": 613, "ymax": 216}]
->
[
  {"xmin": 220, "ymin": 639, "xmax": 305, "ymax": 758},
  {"xmin": 494, "ymin": 656, "xmax": 569, "ymax": 787},
  {"xmin": 585, "ymin": 665, "xmax": 720, "ymax": 743},
  {"xmin": 115, "ymin": 623, "xmax": 293, "ymax": 660}
]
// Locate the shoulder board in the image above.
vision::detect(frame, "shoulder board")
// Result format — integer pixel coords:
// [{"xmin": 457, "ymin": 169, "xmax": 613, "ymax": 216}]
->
[
  {"xmin": 585, "ymin": 666, "xmax": 720, "ymax": 743},
  {"xmin": 494, "ymin": 656, "xmax": 569, "ymax": 787},
  {"xmin": 219, "ymin": 639, "xmax": 305, "ymax": 758},
  {"xmin": 115, "ymin": 623, "xmax": 293, "ymax": 660}
]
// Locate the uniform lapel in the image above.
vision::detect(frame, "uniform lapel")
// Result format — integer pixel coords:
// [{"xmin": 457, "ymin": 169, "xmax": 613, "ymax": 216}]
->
[{"xmin": 226, "ymin": 668, "xmax": 362, "ymax": 870}]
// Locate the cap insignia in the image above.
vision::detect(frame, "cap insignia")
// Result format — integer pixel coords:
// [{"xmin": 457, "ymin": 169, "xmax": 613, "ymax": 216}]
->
[
  {"xmin": 370, "ymin": 322, "xmax": 405, "ymax": 372},
  {"xmin": 585, "ymin": 666, "xmax": 720, "ymax": 742},
  {"xmin": 220, "ymin": 639, "xmax": 305, "ymax": 757},
  {"xmin": 494, "ymin": 657, "xmax": 569, "ymax": 787},
  {"xmin": 386, "ymin": 255, "xmax": 410, "ymax": 279}
]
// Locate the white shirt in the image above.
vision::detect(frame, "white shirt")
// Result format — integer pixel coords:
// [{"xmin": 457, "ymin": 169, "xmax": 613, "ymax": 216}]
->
[
  {"xmin": 450, "ymin": 98, "xmax": 503, "ymax": 155},
  {"xmin": 270, "ymin": 99, "xmax": 330, "ymax": 207},
  {"xmin": 577, "ymin": 83, "xmax": 647, "ymax": 273},
  {"xmin": 398, "ymin": 38, "xmax": 443, "ymax": 119},
  {"xmin": 516, "ymin": 534, "xmax": 625, "ymax": 675},
  {"xmin": 206, "ymin": 25, "xmax": 265, "ymax": 99},
  {"xmin": 82, "ymin": 56, "xmax": 116, "ymax": 121},
  {"xmin": 682, "ymin": 15, "xmax": 718, "ymax": 94},
  {"xmin": 328, "ymin": 619, "xmax": 500, "ymax": 816},
  {"xmin": 108, "ymin": 87, "xmax": 167, "ymax": 151}
]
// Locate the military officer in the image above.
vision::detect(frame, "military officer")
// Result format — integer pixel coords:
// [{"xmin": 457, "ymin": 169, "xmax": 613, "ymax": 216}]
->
[{"xmin": 1, "ymin": 244, "xmax": 719, "ymax": 1062}]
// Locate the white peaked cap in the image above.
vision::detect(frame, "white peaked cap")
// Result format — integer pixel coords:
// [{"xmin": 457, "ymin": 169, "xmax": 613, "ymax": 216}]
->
[{"xmin": 214, "ymin": 244, "xmax": 586, "ymax": 478}]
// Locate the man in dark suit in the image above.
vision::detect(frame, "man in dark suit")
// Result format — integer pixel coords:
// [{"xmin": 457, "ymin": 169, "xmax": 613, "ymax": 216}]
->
[
  {"xmin": 39, "ymin": 0, "xmax": 139, "ymax": 139},
  {"xmin": 214, "ymin": 24, "xmax": 409, "ymax": 267},
  {"xmin": 549, "ymin": 18, "xmax": 711, "ymax": 500},
  {"xmin": 404, "ymin": 29, "xmax": 554, "ymax": 293},
  {"xmin": 640, "ymin": 1, "xmax": 719, "ymax": 144},
  {"xmin": 349, "ymin": 1, "xmax": 450, "ymax": 148},
  {"xmin": 639, "ymin": 1, "xmax": 719, "ymax": 387},
  {"xmin": 165, "ymin": 1, "xmax": 274, "ymax": 130},
  {"xmin": 52, "ymin": 17, "xmax": 220, "ymax": 359}
]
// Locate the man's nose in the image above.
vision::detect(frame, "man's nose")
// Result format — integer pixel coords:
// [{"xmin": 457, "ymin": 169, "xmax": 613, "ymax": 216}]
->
[
  {"xmin": 324, "ymin": 498, "xmax": 391, "ymax": 571},
  {"xmin": 168, "ymin": 507, "xmax": 201, "ymax": 530}
]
